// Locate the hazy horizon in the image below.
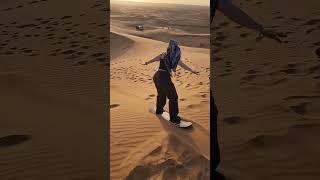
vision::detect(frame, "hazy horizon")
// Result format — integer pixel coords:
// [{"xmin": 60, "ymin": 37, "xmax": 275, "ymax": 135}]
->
[{"xmin": 110, "ymin": 0, "xmax": 209, "ymax": 6}]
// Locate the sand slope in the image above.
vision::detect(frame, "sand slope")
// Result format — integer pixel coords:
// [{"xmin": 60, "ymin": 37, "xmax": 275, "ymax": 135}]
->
[
  {"xmin": 0, "ymin": 0, "xmax": 108, "ymax": 179},
  {"xmin": 212, "ymin": 0, "xmax": 320, "ymax": 179},
  {"xmin": 110, "ymin": 7, "xmax": 210, "ymax": 178}
]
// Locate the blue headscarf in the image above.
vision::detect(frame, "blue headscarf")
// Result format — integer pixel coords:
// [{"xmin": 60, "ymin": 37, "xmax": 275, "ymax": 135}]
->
[{"xmin": 165, "ymin": 39, "xmax": 181, "ymax": 74}]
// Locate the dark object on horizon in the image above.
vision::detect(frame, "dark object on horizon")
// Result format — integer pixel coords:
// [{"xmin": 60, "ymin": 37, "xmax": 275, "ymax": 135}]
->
[{"xmin": 135, "ymin": 25, "xmax": 144, "ymax": 31}]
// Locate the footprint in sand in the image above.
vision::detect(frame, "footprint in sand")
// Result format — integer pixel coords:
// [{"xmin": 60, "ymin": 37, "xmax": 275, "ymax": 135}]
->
[
  {"xmin": 313, "ymin": 42, "xmax": 320, "ymax": 47},
  {"xmin": 303, "ymin": 19, "xmax": 320, "ymax": 26},
  {"xmin": 0, "ymin": 135, "xmax": 31, "ymax": 147},
  {"xmin": 274, "ymin": 16, "xmax": 284, "ymax": 20},
  {"xmin": 81, "ymin": 46, "xmax": 90, "ymax": 49},
  {"xmin": 74, "ymin": 60, "xmax": 88, "ymax": 66},
  {"xmin": 290, "ymin": 17, "xmax": 302, "ymax": 21},
  {"xmin": 245, "ymin": 48, "xmax": 254, "ymax": 52},
  {"xmin": 223, "ymin": 116, "xmax": 243, "ymax": 125},
  {"xmin": 3, "ymin": 8, "xmax": 13, "ymax": 11},
  {"xmin": 110, "ymin": 104, "xmax": 120, "ymax": 109},
  {"xmin": 69, "ymin": 44, "xmax": 79, "ymax": 48},
  {"xmin": 62, "ymin": 49, "xmax": 76, "ymax": 55},
  {"xmin": 187, "ymin": 103, "xmax": 202, "ymax": 109},
  {"xmin": 23, "ymin": 49, "xmax": 33, "ymax": 54},
  {"xmin": 49, "ymin": 53, "xmax": 57, "ymax": 56},
  {"xmin": 241, "ymin": 74, "xmax": 257, "ymax": 82},
  {"xmin": 225, "ymin": 69, "xmax": 233, "ymax": 73},
  {"xmin": 306, "ymin": 28, "xmax": 316, "ymax": 35},
  {"xmin": 61, "ymin": 16, "xmax": 72, "ymax": 20},
  {"xmin": 290, "ymin": 102, "xmax": 309, "ymax": 115},
  {"xmin": 240, "ymin": 33, "xmax": 250, "ymax": 38},
  {"xmin": 3, "ymin": 51, "xmax": 14, "ymax": 55},
  {"xmin": 247, "ymin": 69, "xmax": 258, "ymax": 74},
  {"xmin": 29, "ymin": 1, "xmax": 39, "ymax": 5},
  {"xmin": 309, "ymin": 64, "xmax": 320, "ymax": 74},
  {"xmin": 200, "ymin": 94, "xmax": 207, "ymax": 98}
]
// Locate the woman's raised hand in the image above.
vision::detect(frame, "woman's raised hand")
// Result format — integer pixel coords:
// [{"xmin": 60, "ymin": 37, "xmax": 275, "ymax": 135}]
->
[{"xmin": 257, "ymin": 28, "xmax": 285, "ymax": 43}]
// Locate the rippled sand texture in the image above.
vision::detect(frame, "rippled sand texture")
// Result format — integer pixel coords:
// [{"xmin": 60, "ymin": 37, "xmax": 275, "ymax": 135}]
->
[
  {"xmin": 0, "ymin": 0, "xmax": 108, "ymax": 179},
  {"xmin": 212, "ymin": 0, "xmax": 320, "ymax": 179}
]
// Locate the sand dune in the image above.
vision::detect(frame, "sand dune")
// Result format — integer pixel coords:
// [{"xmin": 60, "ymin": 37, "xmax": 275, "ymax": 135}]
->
[
  {"xmin": 111, "ymin": 2, "xmax": 210, "ymax": 49},
  {"xmin": 212, "ymin": 0, "xmax": 320, "ymax": 179},
  {"xmin": 111, "ymin": 32, "xmax": 134, "ymax": 60},
  {"xmin": 110, "ymin": 3, "xmax": 210, "ymax": 179},
  {"xmin": 0, "ymin": 0, "xmax": 108, "ymax": 179},
  {"xmin": 110, "ymin": 32, "xmax": 210, "ymax": 179}
]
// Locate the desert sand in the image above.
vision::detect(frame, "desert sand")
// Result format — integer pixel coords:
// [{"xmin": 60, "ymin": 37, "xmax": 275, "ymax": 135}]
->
[
  {"xmin": 110, "ymin": 2, "xmax": 210, "ymax": 179},
  {"xmin": 212, "ymin": 0, "xmax": 320, "ymax": 179},
  {"xmin": 0, "ymin": 0, "xmax": 108, "ymax": 179}
]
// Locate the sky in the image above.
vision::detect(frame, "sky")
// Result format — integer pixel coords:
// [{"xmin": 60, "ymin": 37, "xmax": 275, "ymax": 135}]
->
[{"xmin": 111, "ymin": 0, "xmax": 209, "ymax": 6}]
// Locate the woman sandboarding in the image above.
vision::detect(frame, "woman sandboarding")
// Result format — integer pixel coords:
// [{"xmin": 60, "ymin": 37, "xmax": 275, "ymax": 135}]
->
[{"xmin": 144, "ymin": 40, "xmax": 199, "ymax": 128}]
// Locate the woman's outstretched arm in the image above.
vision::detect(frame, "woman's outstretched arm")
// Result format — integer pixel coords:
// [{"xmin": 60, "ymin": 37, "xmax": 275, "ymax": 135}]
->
[
  {"xmin": 217, "ymin": 0, "xmax": 263, "ymax": 32},
  {"xmin": 217, "ymin": 0, "xmax": 283, "ymax": 42},
  {"xmin": 178, "ymin": 60, "xmax": 198, "ymax": 74},
  {"xmin": 143, "ymin": 54, "xmax": 161, "ymax": 65}
]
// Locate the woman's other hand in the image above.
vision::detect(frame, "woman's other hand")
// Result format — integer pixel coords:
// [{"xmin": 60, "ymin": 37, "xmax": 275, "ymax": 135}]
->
[{"xmin": 258, "ymin": 28, "xmax": 285, "ymax": 43}]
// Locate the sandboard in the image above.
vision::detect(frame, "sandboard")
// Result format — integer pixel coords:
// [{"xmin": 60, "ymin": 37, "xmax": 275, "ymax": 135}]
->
[{"xmin": 149, "ymin": 107, "xmax": 192, "ymax": 128}]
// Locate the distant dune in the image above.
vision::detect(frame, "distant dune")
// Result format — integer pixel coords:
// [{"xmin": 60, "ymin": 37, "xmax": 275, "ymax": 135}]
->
[{"xmin": 111, "ymin": 2, "xmax": 210, "ymax": 48}]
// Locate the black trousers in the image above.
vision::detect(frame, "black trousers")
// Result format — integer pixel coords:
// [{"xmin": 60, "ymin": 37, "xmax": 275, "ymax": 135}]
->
[
  {"xmin": 153, "ymin": 70, "xmax": 180, "ymax": 123},
  {"xmin": 211, "ymin": 90, "xmax": 220, "ymax": 170}
]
